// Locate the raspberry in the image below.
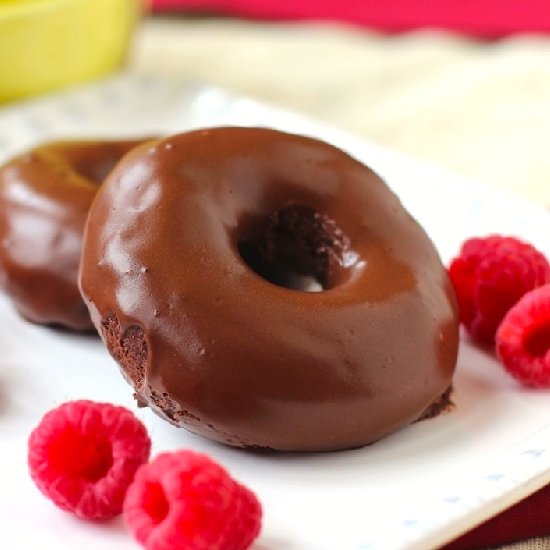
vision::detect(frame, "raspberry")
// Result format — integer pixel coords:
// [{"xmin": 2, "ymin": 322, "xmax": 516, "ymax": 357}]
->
[
  {"xmin": 28, "ymin": 400, "xmax": 151, "ymax": 520},
  {"xmin": 124, "ymin": 450, "xmax": 262, "ymax": 550},
  {"xmin": 448, "ymin": 235, "xmax": 550, "ymax": 345},
  {"xmin": 496, "ymin": 284, "xmax": 550, "ymax": 387}
]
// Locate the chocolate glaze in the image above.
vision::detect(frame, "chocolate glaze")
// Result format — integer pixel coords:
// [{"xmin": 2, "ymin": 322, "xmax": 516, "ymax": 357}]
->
[
  {"xmin": 79, "ymin": 127, "xmax": 459, "ymax": 451},
  {"xmin": 0, "ymin": 139, "xmax": 149, "ymax": 330}
]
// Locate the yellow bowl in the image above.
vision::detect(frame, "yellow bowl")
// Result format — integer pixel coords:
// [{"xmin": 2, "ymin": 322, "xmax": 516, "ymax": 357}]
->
[{"xmin": 0, "ymin": 0, "xmax": 141, "ymax": 104}]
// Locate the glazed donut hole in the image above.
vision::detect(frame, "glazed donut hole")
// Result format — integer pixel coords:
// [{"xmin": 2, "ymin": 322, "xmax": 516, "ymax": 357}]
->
[
  {"xmin": 60, "ymin": 144, "xmax": 140, "ymax": 185},
  {"xmin": 237, "ymin": 203, "xmax": 361, "ymax": 292},
  {"xmin": 70, "ymin": 155, "xmax": 121, "ymax": 185}
]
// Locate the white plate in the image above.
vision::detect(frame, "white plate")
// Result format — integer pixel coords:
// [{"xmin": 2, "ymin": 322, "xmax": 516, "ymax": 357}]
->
[{"xmin": 0, "ymin": 74, "xmax": 549, "ymax": 550}]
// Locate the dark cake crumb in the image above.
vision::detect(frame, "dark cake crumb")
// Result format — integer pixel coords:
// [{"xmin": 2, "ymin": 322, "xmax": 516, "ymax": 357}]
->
[
  {"xmin": 101, "ymin": 314, "xmax": 146, "ymax": 389},
  {"xmin": 417, "ymin": 386, "xmax": 454, "ymax": 421},
  {"xmin": 239, "ymin": 204, "xmax": 353, "ymax": 291}
]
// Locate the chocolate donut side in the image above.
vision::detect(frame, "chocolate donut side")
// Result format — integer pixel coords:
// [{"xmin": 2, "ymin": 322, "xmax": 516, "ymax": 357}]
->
[
  {"xmin": 0, "ymin": 139, "xmax": 149, "ymax": 330},
  {"xmin": 80, "ymin": 127, "xmax": 459, "ymax": 451}
]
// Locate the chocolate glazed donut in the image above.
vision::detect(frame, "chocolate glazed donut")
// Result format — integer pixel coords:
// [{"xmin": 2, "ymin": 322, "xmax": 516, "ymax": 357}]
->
[
  {"xmin": 80, "ymin": 127, "xmax": 459, "ymax": 452},
  {"xmin": 0, "ymin": 139, "xmax": 150, "ymax": 330}
]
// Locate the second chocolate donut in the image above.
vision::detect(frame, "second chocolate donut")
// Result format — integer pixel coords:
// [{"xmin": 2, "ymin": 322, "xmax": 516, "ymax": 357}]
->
[{"xmin": 0, "ymin": 139, "xmax": 151, "ymax": 330}]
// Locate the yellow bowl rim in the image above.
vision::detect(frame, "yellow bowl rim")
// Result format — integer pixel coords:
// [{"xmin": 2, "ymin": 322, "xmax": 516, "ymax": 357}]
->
[{"xmin": 0, "ymin": 0, "xmax": 105, "ymax": 20}]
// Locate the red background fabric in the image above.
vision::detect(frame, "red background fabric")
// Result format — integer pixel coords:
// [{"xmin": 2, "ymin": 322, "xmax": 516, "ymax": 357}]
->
[
  {"xmin": 152, "ymin": 0, "xmax": 550, "ymax": 38},
  {"xmin": 442, "ymin": 483, "xmax": 550, "ymax": 549}
]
